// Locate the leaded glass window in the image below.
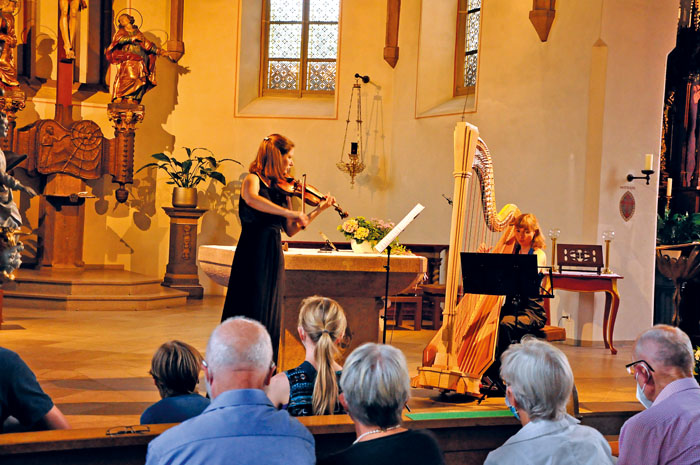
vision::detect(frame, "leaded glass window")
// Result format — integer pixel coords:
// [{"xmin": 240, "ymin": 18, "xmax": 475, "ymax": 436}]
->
[
  {"xmin": 454, "ymin": 0, "xmax": 481, "ymax": 96},
  {"xmin": 262, "ymin": 0, "xmax": 340, "ymax": 95}
]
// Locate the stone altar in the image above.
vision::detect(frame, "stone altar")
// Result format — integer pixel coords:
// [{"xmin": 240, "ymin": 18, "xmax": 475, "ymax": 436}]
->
[{"xmin": 198, "ymin": 245, "xmax": 427, "ymax": 370}]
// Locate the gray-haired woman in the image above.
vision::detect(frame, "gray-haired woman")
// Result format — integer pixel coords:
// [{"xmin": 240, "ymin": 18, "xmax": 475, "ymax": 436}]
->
[
  {"xmin": 318, "ymin": 343, "xmax": 444, "ymax": 465},
  {"xmin": 485, "ymin": 337, "xmax": 614, "ymax": 465}
]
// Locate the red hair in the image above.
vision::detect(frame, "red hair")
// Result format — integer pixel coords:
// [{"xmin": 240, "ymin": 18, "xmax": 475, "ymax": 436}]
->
[
  {"xmin": 249, "ymin": 134, "xmax": 294, "ymax": 185},
  {"xmin": 513, "ymin": 213, "xmax": 546, "ymax": 249}
]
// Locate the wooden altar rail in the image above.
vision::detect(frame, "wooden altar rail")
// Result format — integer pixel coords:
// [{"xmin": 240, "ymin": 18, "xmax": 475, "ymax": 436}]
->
[
  {"xmin": 286, "ymin": 241, "xmax": 448, "ymax": 284},
  {"xmin": 0, "ymin": 408, "xmax": 634, "ymax": 465}
]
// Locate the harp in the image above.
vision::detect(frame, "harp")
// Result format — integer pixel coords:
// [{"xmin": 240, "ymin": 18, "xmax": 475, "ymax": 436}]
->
[{"xmin": 412, "ymin": 122, "xmax": 519, "ymax": 395}]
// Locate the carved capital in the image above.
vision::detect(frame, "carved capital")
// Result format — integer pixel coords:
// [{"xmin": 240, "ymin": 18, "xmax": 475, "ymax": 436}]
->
[
  {"xmin": 529, "ymin": 0, "xmax": 556, "ymax": 42},
  {"xmin": 107, "ymin": 102, "xmax": 145, "ymax": 132},
  {"xmin": 0, "ymin": 89, "xmax": 26, "ymax": 120}
]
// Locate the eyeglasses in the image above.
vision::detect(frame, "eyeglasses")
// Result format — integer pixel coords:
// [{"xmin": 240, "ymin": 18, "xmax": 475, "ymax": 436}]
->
[
  {"xmin": 625, "ymin": 359, "xmax": 655, "ymax": 375},
  {"xmin": 201, "ymin": 359, "xmax": 276, "ymax": 372},
  {"xmin": 106, "ymin": 425, "xmax": 150, "ymax": 436}
]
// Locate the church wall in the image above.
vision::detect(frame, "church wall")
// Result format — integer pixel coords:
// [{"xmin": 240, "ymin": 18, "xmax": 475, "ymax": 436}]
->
[{"xmin": 12, "ymin": 1, "xmax": 677, "ymax": 344}]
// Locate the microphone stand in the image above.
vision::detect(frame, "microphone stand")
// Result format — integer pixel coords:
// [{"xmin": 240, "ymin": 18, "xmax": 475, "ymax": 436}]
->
[{"xmin": 381, "ymin": 246, "xmax": 391, "ymax": 344}]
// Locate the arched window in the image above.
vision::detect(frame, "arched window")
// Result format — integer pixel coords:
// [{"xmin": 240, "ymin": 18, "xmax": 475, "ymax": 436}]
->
[
  {"xmin": 454, "ymin": 0, "xmax": 481, "ymax": 96},
  {"xmin": 261, "ymin": 0, "xmax": 340, "ymax": 96}
]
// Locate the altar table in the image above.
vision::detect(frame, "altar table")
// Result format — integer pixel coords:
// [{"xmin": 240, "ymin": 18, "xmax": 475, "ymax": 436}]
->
[
  {"xmin": 545, "ymin": 271, "xmax": 623, "ymax": 354},
  {"xmin": 198, "ymin": 245, "xmax": 427, "ymax": 370}
]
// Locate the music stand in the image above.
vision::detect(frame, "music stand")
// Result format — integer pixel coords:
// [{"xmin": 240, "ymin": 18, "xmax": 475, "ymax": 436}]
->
[
  {"xmin": 460, "ymin": 252, "xmax": 544, "ymax": 337},
  {"xmin": 461, "ymin": 252, "xmax": 540, "ymax": 297}
]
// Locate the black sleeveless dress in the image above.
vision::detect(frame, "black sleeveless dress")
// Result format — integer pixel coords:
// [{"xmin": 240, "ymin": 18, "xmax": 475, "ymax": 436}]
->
[{"xmin": 221, "ymin": 175, "xmax": 288, "ymax": 362}]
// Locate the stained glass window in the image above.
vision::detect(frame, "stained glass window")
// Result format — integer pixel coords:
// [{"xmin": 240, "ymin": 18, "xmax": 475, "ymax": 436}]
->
[
  {"xmin": 263, "ymin": 0, "xmax": 340, "ymax": 95},
  {"xmin": 454, "ymin": 0, "xmax": 481, "ymax": 96}
]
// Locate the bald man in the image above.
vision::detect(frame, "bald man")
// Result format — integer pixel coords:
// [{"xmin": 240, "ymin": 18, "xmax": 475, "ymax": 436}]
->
[
  {"xmin": 618, "ymin": 325, "xmax": 700, "ymax": 465},
  {"xmin": 145, "ymin": 317, "xmax": 315, "ymax": 465}
]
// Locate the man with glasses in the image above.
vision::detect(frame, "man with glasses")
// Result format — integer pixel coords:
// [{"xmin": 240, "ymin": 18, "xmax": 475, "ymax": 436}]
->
[
  {"xmin": 618, "ymin": 325, "xmax": 700, "ymax": 465},
  {"xmin": 145, "ymin": 317, "xmax": 315, "ymax": 465}
]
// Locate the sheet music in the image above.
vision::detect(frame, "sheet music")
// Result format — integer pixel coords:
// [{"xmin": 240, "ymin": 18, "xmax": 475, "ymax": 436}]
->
[{"xmin": 374, "ymin": 203, "xmax": 425, "ymax": 253}]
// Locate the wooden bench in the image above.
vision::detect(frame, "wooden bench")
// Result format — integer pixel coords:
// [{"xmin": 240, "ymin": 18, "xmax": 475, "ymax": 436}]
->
[{"xmin": 0, "ymin": 407, "xmax": 633, "ymax": 465}]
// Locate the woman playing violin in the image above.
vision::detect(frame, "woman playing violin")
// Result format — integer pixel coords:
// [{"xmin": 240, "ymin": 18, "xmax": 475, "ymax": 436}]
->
[{"xmin": 221, "ymin": 134, "xmax": 336, "ymax": 363}]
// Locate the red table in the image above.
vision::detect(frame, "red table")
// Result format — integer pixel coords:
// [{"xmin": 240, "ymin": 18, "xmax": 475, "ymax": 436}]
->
[{"xmin": 544, "ymin": 271, "xmax": 623, "ymax": 354}]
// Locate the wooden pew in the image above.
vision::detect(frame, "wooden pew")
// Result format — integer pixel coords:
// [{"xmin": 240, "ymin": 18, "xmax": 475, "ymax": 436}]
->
[{"xmin": 0, "ymin": 408, "xmax": 634, "ymax": 465}]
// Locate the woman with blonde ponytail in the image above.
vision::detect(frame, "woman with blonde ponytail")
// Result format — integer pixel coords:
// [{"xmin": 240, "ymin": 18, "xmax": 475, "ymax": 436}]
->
[
  {"xmin": 221, "ymin": 135, "xmax": 336, "ymax": 363},
  {"xmin": 267, "ymin": 296, "xmax": 347, "ymax": 416}
]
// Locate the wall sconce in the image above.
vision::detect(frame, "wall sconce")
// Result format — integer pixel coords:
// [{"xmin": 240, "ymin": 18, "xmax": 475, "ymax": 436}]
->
[
  {"xmin": 627, "ymin": 153, "xmax": 655, "ymax": 185},
  {"xmin": 337, "ymin": 73, "xmax": 369, "ymax": 186}
]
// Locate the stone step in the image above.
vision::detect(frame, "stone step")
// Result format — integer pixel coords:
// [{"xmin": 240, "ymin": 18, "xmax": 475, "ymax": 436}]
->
[
  {"xmin": 2, "ymin": 268, "xmax": 190, "ymax": 310},
  {"xmin": 4, "ymin": 288, "xmax": 188, "ymax": 311}
]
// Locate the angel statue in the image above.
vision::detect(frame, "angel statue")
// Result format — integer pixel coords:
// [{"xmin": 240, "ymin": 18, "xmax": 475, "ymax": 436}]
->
[
  {"xmin": 0, "ymin": 107, "xmax": 37, "ymax": 280},
  {"xmin": 105, "ymin": 13, "xmax": 177, "ymax": 103}
]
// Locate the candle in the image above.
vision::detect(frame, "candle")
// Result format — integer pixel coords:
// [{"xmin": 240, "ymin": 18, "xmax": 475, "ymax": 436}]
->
[
  {"xmin": 644, "ymin": 154, "xmax": 653, "ymax": 171},
  {"xmin": 667, "ymin": 178, "xmax": 673, "ymax": 197}
]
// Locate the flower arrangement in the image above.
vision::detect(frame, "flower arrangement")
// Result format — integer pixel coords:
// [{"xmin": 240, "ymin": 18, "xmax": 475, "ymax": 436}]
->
[
  {"xmin": 695, "ymin": 346, "xmax": 700, "ymax": 382},
  {"xmin": 338, "ymin": 216, "xmax": 408, "ymax": 253}
]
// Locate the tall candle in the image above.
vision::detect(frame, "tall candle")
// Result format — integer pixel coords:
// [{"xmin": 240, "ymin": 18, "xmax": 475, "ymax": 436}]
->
[
  {"xmin": 644, "ymin": 154, "xmax": 653, "ymax": 171},
  {"xmin": 667, "ymin": 178, "xmax": 673, "ymax": 197}
]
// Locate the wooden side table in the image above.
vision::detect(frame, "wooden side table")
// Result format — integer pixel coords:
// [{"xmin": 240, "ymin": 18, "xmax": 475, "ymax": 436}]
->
[
  {"xmin": 545, "ymin": 271, "xmax": 623, "ymax": 354},
  {"xmin": 162, "ymin": 207, "xmax": 207, "ymax": 299}
]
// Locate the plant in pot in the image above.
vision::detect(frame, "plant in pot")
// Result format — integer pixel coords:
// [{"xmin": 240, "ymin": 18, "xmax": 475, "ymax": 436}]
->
[
  {"xmin": 136, "ymin": 147, "xmax": 241, "ymax": 208},
  {"xmin": 656, "ymin": 210, "xmax": 700, "ymax": 326}
]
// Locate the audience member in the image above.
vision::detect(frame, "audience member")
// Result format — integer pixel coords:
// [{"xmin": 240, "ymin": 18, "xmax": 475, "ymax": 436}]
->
[
  {"xmin": 319, "ymin": 343, "xmax": 444, "ymax": 465},
  {"xmin": 618, "ymin": 325, "xmax": 700, "ymax": 465},
  {"xmin": 484, "ymin": 337, "xmax": 614, "ymax": 465},
  {"xmin": 267, "ymin": 296, "xmax": 346, "ymax": 415},
  {"xmin": 145, "ymin": 317, "xmax": 314, "ymax": 465},
  {"xmin": 140, "ymin": 340, "xmax": 210, "ymax": 424},
  {"xmin": 1, "ymin": 346, "xmax": 70, "ymax": 432}
]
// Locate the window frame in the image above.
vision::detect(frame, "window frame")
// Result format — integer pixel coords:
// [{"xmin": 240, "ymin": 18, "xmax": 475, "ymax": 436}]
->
[
  {"xmin": 453, "ymin": 0, "xmax": 481, "ymax": 97},
  {"xmin": 260, "ymin": 0, "xmax": 339, "ymax": 97}
]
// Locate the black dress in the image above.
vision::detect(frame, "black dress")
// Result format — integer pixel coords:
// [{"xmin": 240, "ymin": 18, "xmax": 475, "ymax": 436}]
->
[
  {"xmin": 221, "ymin": 175, "xmax": 288, "ymax": 362},
  {"xmin": 318, "ymin": 429, "xmax": 445, "ymax": 465}
]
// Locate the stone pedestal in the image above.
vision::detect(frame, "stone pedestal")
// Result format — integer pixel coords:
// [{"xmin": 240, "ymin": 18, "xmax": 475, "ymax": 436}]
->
[{"xmin": 162, "ymin": 207, "xmax": 207, "ymax": 298}]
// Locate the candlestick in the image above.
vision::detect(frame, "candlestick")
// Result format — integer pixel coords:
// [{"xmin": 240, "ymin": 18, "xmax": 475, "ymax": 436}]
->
[
  {"xmin": 666, "ymin": 177, "xmax": 673, "ymax": 197},
  {"xmin": 602, "ymin": 230, "xmax": 615, "ymax": 274},
  {"xmin": 548, "ymin": 228, "xmax": 560, "ymax": 273},
  {"xmin": 644, "ymin": 154, "xmax": 653, "ymax": 171}
]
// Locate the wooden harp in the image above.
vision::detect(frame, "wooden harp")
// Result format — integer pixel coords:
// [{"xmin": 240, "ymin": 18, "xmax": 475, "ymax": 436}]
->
[{"xmin": 412, "ymin": 122, "xmax": 519, "ymax": 395}]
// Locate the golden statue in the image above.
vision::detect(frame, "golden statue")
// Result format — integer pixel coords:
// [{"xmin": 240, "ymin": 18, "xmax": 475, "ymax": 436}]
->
[
  {"xmin": 59, "ymin": 0, "xmax": 87, "ymax": 60},
  {"xmin": 0, "ymin": 0, "xmax": 19, "ymax": 89},
  {"xmin": 105, "ymin": 13, "xmax": 176, "ymax": 103}
]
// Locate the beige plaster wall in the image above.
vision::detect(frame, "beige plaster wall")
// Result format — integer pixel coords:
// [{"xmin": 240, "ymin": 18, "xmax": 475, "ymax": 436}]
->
[{"xmin": 16, "ymin": 0, "xmax": 678, "ymax": 342}]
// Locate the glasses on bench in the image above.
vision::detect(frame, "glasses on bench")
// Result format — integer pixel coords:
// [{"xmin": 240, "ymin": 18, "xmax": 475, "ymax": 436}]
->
[{"xmin": 106, "ymin": 425, "xmax": 151, "ymax": 436}]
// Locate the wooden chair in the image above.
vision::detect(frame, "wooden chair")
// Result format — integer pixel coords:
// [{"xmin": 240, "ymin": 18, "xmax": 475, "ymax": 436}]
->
[
  {"xmin": 387, "ymin": 287, "xmax": 424, "ymax": 330},
  {"xmin": 541, "ymin": 261, "xmax": 566, "ymax": 342}
]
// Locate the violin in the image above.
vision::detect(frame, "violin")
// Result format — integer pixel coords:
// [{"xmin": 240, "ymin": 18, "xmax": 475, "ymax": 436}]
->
[{"xmin": 275, "ymin": 176, "xmax": 349, "ymax": 219}]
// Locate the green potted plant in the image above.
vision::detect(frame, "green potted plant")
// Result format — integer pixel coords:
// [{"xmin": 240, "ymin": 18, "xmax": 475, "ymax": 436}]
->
[
  {"xmin": 656, "ymin": 210, "xmax": 700, "ymax": 326},
  {"xmin": 136, "ymin": 147, "xmax": 241, "ymax": 208},
  {"xmin": 657, "ymin": 210, "xmax": 700, "ymax": 248}
]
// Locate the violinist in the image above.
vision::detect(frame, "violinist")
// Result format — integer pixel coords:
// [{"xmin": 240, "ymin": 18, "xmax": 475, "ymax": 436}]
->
[{"xmin": 221, "ymin": 134, "xmax": 336, "ymax": 364}]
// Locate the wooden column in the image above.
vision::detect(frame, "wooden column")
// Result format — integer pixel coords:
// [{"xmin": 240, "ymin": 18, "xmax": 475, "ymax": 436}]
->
[
  {"xmin": 162, "ymin": 207, "xmax": 207, "ymax": 298},
  {"xmin": 383, "ymin": 0, "xmax": 400, "ymax": 67}
]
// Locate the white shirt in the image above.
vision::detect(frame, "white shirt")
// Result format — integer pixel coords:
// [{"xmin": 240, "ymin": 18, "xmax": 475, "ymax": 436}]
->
[{"xmin": 484, "ymin": 414, "xmax": 615, "ymax": 465}]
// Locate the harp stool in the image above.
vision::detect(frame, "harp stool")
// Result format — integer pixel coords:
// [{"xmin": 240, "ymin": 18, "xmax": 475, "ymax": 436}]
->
[{"xmin": 388, "ymin": 287, "xmax": 424, "ymax": 330}]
